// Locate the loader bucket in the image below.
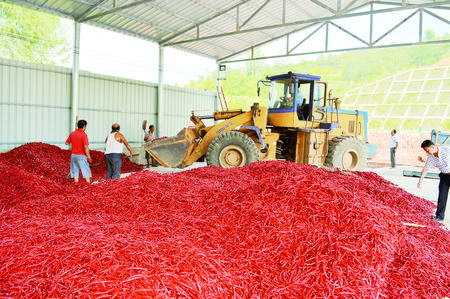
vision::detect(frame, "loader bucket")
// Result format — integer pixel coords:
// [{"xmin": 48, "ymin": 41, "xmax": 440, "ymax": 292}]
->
[{"xmin": 144, "ymin": 128, "xmax": 197, "ymax": 168}]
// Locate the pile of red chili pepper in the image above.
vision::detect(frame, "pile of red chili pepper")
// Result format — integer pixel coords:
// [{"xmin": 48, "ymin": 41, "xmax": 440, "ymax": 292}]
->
[
  {"xmin": 1, "ymin": 143, "xmax": 449, "ymax": 298},
  {"xmin": 0, "ymin": 142, "xmax": 142, "ymax": 185}
]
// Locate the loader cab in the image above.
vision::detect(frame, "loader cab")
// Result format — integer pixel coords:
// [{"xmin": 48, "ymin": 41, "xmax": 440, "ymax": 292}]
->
[{"xmin": 267, "ymin": 73, "xmax": 326, "ymax": 128}]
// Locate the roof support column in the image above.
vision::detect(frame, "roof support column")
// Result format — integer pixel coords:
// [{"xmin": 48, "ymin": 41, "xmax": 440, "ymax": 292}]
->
[
  {"xmin": 216, "ymin": 62, "xmax": 222, "ymax": 112},
  {"xmin": 370, "ymin": 3, "xmax": 374, "ymax": 46},
  {"xmin": 157, "ymin": 45, "xmax": 164, "ymax": 138},
  {"xmin": 215, "ymin": 62, "xmax": 221, "ymax": 121},
  {"xmin": 71, "ymin": 22, "xmax": 81, "ymax": 131}
]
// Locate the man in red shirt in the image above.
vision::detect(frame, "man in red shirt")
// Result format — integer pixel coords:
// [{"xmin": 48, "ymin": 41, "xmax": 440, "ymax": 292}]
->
[{"xmin": 65, "ymin": 120, "xmax": 93, "ymax": 183}]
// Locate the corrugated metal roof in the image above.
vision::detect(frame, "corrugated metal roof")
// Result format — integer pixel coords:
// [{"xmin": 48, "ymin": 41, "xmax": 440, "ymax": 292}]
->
[{"xmin": 6, "ymin": 0, "xmax": 450, "ymax": 61}]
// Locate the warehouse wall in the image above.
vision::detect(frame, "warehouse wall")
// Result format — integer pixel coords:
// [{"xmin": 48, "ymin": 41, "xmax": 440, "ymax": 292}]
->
[
  {"xmin": 0, "ymin": 58, "xmax": 217, "ymax": 152},
  {"xmin": 77, "ymin": 72, "xmax": 159, "ymax": 148}
]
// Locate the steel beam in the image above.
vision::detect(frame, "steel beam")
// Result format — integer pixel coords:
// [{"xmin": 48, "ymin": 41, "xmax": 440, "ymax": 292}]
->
[
  {"xmin": 236, "ymin": 6, "xmax": 240, "ymax": 31},
  {"xmin": 220, "ymin": 39, "xmax": 450, "ymax": 63},
  {"xmin": 342, "ymin": 0, "xmax": 360, "ymax": 14},
  {"xmin": 73, "ymin": 0, "xmax": 175, "ymax": 35},
  {"xmin": 329, "ymin": 21, "xmax": 370, "ymax": 46},
  {"xmin": 164, "ymin": 1, "xmax": 450, "ymax": 46},
  {"xmin": 424, "ymin": 8, "xmax": 450, "ymax": 24},
  {"xmin": 310, "ymin": 0, "xmax": 336, "ymax": 14},
  {"xmin": 85, "ymin": 14, "xmax": 235, "ymax": 57},
  {"xmin": 373, "ymin": 9, "xmax": 419, "ymax": 45},
  {"xmin": 219, "ymin": 22, "xmax": 319, "ymax": 61},
  {"xmin": 419, "ymin": 8, "xmax": 423, "ymax": 42},
  {"xmin": 78, "ymin": 0, "xmax": 155, "ymax": 22},
  {"xmin": 370, "ymin": 3, "xmax": 374, "ymax": 45},
  {"xmin": 288, "ymin": 23, "xmax": 326, "ymax": 54},
  {"xmin": 240, "ymin": 0, "xmax": 271, "ymax": 29},
  {"xmin": 75, "ymin": 0, "xmax": 107, "ymax": 21},
  {"xmin": 160, "ymin": 0, "xmax": 251, "ymax": 45}
]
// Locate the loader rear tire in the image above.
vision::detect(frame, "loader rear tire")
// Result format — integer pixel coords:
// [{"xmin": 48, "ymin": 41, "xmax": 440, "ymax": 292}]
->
[
  {"xmin": 325, "ymin": 136, "xmax": 367, "ymax": 171},
  {"xmin": 206, "ymin": 131, "xmax": 259, "ymax": 168}
]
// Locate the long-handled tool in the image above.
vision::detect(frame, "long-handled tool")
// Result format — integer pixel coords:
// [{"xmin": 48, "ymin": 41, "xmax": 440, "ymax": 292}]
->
[
  {"xmin": 89, "ymin": 154, "xmax": 139, "ymax": 168},
  {"xmin": 66, "ymin": 116, "xmax": 78, "ymax": 179},
  {"xmin": 142, "ymin": 120, "xmax": 150, "ymax": 141},
  {"xmin": 66, "ymin": 154, "xmax": 139, "ymax": 179}
]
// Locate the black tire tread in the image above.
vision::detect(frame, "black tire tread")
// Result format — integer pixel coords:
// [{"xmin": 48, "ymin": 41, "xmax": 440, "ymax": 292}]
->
[
  {"xmin": 206, "ymin": 131, "xmax": 259, "ymax": 167},
  {"xmin": 324, "ymin": 136, "xmax": 367, "ymax": 171}
]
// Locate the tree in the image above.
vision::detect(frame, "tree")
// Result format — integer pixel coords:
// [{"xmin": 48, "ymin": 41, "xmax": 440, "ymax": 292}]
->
[{"xmin": 0, "ymin": 2, "xmax": 71, "ymax": 65}]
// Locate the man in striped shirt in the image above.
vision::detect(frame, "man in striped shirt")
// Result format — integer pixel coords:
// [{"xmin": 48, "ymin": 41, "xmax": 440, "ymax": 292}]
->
[{"xmin": 418, "ymin": 140, "xmax": 450, "ymax": 222}]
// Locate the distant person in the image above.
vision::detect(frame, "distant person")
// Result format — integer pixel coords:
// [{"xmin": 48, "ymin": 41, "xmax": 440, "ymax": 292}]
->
[
  {"xmin": 65, "ymin": 119, "xmax": 92, "ymax": 183},
  {"xmin": 390, "ymin": 129, "xmax": 398, "ymax": 168},
  {"xmin": 417, "ymin": 140, "xmax": 450, "ymax": 222},
  {"xmin": 144, "ymin": 124, "xmax": 156, "ymax": 167},
  {"xmin": 105, "ymin": 123, "xmax": 135, "ymax": 179}
]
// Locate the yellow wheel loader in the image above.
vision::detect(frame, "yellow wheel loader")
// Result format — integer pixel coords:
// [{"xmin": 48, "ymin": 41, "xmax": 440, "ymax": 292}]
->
[{"xmin": 144, "ymin": 72, "xmax": 378, "ymax": 171}]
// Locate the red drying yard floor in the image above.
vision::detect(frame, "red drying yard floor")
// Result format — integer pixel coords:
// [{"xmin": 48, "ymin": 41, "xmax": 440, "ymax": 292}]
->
[{"xmin": 1, "ymin": 143, "xmax": 449, "ymax": 298}]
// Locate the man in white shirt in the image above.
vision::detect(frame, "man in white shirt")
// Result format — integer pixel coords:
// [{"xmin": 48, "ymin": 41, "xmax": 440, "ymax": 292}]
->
[
  {"xmin": 418, "ymin": 140, "xmax": 450, "ymax": 222},
  {"xmin": 390, "ymin": 129, "xmax": 398, "ymax": 168},
  {"xmin": 105, "ymin": 123, "xmax": 135, "ymax": 179}
]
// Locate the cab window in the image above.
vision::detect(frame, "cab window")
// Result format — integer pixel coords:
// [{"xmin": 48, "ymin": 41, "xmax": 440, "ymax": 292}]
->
[
  {"xmin": 298, "ymin": 83, "xmax": 311, "ymax": 105},
  {"xmin": 314, "ymin": 82, "xmax": 326, "ymax": 107},
  {"xmin": 269, "ymin": 80, "xmax": 295, "ymax": 110}
]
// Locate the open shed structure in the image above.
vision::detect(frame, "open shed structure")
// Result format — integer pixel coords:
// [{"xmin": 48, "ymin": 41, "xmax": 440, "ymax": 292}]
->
[
  {"xmin": 3, "ymin": 0, "xmax": 450, "ymax": 148},
  {"xmin": 8, "ymin": 0, "xmax": 450, "ymax": 61}
]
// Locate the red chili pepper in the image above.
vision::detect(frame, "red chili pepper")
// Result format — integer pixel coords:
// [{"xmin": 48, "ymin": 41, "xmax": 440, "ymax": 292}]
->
[{"xmin": 1, "ymin": 145, "xmax": 450, "ymax": 298}]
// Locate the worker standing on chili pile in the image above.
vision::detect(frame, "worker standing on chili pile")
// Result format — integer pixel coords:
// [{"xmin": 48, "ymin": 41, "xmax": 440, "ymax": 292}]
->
[
  {"xmin": 144, "ymin": 124, "xmax": 156, "ymax": 167},
  {"xmin": 65, "ymin": 119, "xmax": 92, "ymax": 183},
  {"xmin": 105, "ymin": 123, "xmax": 135, "ymax": 179},
  {"xmin": 418, "ymin": 139, "xmax": 450, "ymax": 222}
]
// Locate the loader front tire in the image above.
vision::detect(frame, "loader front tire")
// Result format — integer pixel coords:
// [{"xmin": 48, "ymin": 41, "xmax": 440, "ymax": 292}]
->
[
  {"xmin": 206, "ymin": 131, "xmax": 259, "ymax": 168},
  {"xmin": 325, "ymin": 136, "xmax": 367, "ymax": 171}
]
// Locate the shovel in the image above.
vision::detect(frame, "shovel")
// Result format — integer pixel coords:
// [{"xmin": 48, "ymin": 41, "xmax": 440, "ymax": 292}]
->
[
  {"xmin": 66, "ymin": 154, "xmax": 139, "ymax": 179},
  {"xmin": 90, "ymin": 154, "xmax": 139, "ymax": 168},
  {"xmin": 142, "ymin": 120, "xmax": 151, "ymax": 141}
]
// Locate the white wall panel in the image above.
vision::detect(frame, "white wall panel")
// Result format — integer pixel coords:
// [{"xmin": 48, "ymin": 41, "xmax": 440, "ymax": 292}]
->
[
  {"xmin": 77, "ymin": 72, "xmax": 160, "ymax": 148},
  {"xmin": 0, "ymin": 58, "xmax": 72, "ymax": 151},
  {"xmin": 161, "ymin": 85, "xmax": 217, "ymax": 137},
  {"xmin": 0, "ymin": 58, "xmax": 216, "ymax": 152}
]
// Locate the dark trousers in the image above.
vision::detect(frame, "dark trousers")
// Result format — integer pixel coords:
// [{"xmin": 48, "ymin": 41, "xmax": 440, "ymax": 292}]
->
[
  {"xmin": 105, "ymin": 153, "xmax": 123, "ymax": 179},
  {"xmin": 436, "ymin": 173, "xmax": 450, "ymax": 219},
  {"xmin": 390, "ymin": 148, "xmax": 396, "ymax": 167}
]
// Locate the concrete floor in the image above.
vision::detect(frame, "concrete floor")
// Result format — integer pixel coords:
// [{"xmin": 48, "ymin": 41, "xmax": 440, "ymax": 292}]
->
[{"xmin": 369, "ymin": 165, "xmax": 439, "ymax": 203}]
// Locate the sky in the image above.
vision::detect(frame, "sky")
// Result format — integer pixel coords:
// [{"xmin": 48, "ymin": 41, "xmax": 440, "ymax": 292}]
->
[{"xmin": 78, "ymin": 24, "xmax": 217, "ymax": 86}]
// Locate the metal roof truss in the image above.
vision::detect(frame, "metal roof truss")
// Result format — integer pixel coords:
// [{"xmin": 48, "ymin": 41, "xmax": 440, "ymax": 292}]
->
[{"xmin": 5, "ymin": 0, "xmax": 450, "ymax": 63}]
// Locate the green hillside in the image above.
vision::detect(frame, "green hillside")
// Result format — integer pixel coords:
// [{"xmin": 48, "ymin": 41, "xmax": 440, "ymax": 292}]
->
[
  {"xmin": 184, "ymin": 31, "xmax": 450, "ymax": 113},
  {"xmin": 342, "ymin": 65, "xmax": 450, "ymax": 132}
]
